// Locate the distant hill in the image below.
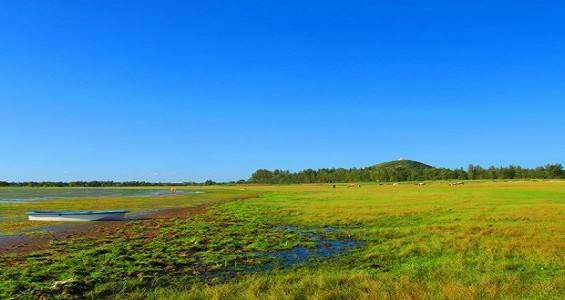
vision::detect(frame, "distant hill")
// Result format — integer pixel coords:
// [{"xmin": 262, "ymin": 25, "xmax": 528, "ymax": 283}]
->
[{"xmin": 371, "ymin": 159, "xmax": 433, "ymax": 170}]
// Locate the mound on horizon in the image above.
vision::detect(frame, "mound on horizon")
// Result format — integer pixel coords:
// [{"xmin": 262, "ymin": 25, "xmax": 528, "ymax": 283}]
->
[{"xmin": 370, "ymin": 159, "xmax": 434, "ymax": 170}]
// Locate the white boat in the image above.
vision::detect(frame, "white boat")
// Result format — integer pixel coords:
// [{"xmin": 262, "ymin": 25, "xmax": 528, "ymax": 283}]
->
[{"xmin": 26, "ymin": 210, "xmax": 128, "ymax": 222}]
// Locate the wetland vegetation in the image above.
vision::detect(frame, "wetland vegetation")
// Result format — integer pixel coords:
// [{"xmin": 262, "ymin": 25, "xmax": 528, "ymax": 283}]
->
[{"xmin": 0, "ymin": 181, "xmax": 563, "ymax": 299}]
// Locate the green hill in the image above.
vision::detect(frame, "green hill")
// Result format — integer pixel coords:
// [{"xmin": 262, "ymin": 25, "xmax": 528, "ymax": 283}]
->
[{"xmin": 371, "ymin": 159, "xmax": 433, "ymax": 170}]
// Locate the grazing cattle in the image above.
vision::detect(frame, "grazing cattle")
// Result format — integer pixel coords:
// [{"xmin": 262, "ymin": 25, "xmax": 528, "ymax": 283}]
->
[
  {"xmin": 418, "ymin": 182, "xmax": 426, "ymax": 186},
  {"xmin": 449, "ymin": 182, "xmax": 465, "ymax": 186},
  {"xmin": 393, "ymin": 183, "xmax": 399, "ymax": 186}
]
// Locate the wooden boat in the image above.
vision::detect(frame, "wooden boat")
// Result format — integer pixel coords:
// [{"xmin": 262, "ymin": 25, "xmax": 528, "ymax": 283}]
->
[{"xmin": 26, "ymin": 210, "xmax": 128, "ymax": 221}]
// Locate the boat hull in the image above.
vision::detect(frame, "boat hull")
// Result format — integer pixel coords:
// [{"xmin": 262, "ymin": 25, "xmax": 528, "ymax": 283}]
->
[{"xmin": 27, "ymin": 210, "xmax": 128, "ymax": 222}]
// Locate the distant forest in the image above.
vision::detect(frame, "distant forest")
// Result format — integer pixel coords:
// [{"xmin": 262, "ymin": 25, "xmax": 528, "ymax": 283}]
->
[
  {"xmin": 1, "ymin": 161, "xmax": 563, "ymax": 187},
  {"xmin": 249, "ymin": 162, "xmax": 565, "ymax": 184},
  {"xmin": 0, "ymin": 180, "xmax": 228, "ymax": 187}
]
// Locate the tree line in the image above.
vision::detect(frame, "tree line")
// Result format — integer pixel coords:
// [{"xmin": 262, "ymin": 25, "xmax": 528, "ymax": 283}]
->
[
  {"xmin": 2, "ymin": 164, "xmax": 563, "ymax": 186},
  {"xmin": 249, "ymin": 164, "xmax": 565, "ymax": 184},
  {"xmin": 0, "ymin": 180, "xmax": 246, "ymax": 187}
]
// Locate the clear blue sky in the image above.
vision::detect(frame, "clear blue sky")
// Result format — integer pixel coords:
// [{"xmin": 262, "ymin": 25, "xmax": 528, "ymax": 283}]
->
[{"xmin": 1, "ymin": 1, "xmax": 564, "ymax": 182}]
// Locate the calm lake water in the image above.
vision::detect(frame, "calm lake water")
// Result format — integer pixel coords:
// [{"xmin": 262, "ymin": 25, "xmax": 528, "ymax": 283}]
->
[{"xmin": 0, "ymin": 188, "xmax": 200, "ymax": 203}]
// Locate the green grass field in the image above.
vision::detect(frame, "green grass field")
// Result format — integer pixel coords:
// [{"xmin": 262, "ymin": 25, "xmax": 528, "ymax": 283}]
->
[{"xmin": 1, "ymin": 181, "xmax": 564, "ymax": 299}]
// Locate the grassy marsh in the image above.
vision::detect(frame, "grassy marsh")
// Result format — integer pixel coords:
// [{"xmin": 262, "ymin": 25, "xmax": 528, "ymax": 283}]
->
[{"xmin": 0, "ymin": 181, "xmax": 564, "ymax": 299}]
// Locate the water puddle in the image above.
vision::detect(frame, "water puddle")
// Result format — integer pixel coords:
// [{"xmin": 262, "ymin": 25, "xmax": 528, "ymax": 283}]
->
[
  {"xmin": 260, "ymin": 238, "xmax": 362, "ymax": 268},
  {"xmin": 207, "ymin": 225, "xmax": 363, "ymax": 280},
  {"xmin": 258, "ymin": 226, "xmax": 363, "ymax": 268},
  {"xmin": 0, "ymin": 189, "xmax": 202, "ymax": 203}
]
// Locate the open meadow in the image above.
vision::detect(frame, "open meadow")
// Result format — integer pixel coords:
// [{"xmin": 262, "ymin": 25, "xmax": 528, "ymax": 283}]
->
[{"xmin": 0, "ymin": 181, "xmax": 564, "ymax": 299}]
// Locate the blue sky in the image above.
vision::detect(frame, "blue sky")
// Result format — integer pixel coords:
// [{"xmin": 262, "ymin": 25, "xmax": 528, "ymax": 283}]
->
[{"xmin": 1, "ymin": 1, "xmax": 564, "ymax": 182}]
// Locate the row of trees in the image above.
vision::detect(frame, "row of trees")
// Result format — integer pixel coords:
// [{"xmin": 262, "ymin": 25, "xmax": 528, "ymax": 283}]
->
[
  {"xmin": 2, "ymin": 164, "xmax": 563, "ymax": 186},
  {"xmin": 0, "ymin": 180, "xmax": 236, "ymax": 187},
  {"xmin": 249, "ymin": 164, "xmax": 565, "ymax": 184}
]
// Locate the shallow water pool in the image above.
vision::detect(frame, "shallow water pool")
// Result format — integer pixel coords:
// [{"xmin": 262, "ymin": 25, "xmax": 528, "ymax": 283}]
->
[{"xmin": 0, "ymin": 188, "xmax": 200, "ymax": 203}]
